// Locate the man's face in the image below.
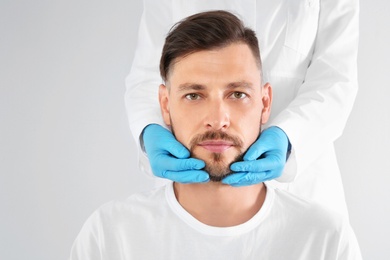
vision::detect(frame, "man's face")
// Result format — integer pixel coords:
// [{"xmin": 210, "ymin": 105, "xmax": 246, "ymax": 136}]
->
[{"xmin": 159, "ymin": 43, "xmax": 272, "ymax": 181}]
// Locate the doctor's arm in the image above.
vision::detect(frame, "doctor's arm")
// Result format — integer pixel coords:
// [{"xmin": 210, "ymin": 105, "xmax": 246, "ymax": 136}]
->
[{"xmin": 224, "ymin": 0, "xmax": 359, "ymax": 186}]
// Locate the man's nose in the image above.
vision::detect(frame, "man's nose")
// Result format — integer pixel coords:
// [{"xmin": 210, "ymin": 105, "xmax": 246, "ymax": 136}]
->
[{"xmin": 204, "ymin": 100, "xmax": 230, "ymax": 131}]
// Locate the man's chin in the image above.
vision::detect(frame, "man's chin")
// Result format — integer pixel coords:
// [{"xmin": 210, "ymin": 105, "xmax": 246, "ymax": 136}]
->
[
  {"xmin": 203, "ymin": 153, "xmax": 236, "ymax": 182},
  {"xmin": 208, "ymin": 171, "xmax": 235, "ymax": 182},
  {"xmin": 191, "ymin": 148, "xmax": 244, "ymax": 182}
]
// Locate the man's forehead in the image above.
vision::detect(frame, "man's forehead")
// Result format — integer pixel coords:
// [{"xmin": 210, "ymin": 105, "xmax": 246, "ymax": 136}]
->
[
  {"xmin": 175, "ymin": 81, "xmax": 256, "ymax": 92},
  {"xmin": 166, "ymin": 43, "xmax": 261, "ymax": 80}
]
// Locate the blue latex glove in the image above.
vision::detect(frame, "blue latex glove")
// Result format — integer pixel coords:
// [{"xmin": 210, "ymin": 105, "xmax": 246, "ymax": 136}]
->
[
  {"xmin": 142, "ymin": 124, "xmax": 209, "ymax": 183},
  {"xmin": 222, "ymin": 126, "xmax": 290, "ymax": 187}
]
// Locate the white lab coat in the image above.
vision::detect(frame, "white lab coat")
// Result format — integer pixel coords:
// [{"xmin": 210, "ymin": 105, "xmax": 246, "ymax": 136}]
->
[{"xmin": 125, "ymin": 0, "xmax": 359, "ymax": 218}]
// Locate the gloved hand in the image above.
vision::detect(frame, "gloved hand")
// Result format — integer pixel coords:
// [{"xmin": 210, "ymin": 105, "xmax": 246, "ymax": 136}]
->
[
  {"xmin": 143, "ymin": 124, "xmax": 209, "ymax": 183},
  {"xmin": 222, "ymin": 126, "xmax": 290, "ymax": 187}
]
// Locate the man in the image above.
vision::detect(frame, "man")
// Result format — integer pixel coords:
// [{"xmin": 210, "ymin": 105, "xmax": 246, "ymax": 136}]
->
[{"xmin": 71, "ymin": 11, "xmax": 361, "ymax": 259}]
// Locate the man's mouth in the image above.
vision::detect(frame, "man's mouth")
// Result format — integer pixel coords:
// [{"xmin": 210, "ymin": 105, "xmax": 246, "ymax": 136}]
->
[{"xmin": 197, "ymin": 140, "xmax": 234, "ymax": 153}]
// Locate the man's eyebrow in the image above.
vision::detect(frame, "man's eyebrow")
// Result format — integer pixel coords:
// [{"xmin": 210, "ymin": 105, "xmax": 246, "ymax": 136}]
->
[
  {"xmin": 226, "ymin": 81, "xmax": 255, "ymax": 90},
  {"xmin": 177, "ymin": 83, "xmax": 206, "ymax": 92}
]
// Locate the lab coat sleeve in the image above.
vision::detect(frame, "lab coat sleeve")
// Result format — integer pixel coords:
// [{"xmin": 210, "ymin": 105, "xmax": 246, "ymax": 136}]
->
[
  {"xmin": 270, "ymin": 0, "xmax": 359, "ymax": 181},
  {"xmin": 125, "ymin": 0, "xmax": 173, "ymax": 176}
]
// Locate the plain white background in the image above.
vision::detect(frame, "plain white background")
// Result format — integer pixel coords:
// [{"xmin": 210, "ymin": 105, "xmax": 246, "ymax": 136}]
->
[{"xmin": 0, "ymin": 1, "xmax": 389, "ymax": 259}]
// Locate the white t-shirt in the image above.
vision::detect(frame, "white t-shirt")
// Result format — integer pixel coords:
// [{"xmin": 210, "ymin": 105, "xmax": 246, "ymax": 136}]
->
[{"xmin": 70, "ymin": 184, "xmax": 361, "ymax": 260}]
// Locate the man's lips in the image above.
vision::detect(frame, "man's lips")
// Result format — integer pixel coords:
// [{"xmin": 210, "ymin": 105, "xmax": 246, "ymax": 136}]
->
[{"xmin": 197, "ymin": 140, "xmax": 234, "ymax": 153}]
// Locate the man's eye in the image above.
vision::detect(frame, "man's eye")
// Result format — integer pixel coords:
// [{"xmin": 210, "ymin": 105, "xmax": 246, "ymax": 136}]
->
[
  {"xmin": 185, "ymin": 93, "xmax": 201, "ymax": 100},
  {"xmin": 231, "ymin": 92, "xmax": 247, "ymax": 99}
]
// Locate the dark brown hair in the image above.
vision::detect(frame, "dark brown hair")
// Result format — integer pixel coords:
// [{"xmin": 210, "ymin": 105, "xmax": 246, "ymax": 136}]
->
[{"xmin": 159, "ymin": 10, "xmax": 262, "ymax": 82}]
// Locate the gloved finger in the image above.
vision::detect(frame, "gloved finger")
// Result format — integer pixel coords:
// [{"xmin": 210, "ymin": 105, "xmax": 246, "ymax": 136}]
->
[
  {"xmin": 222, "ymin": 172, "xmax": 267, "ymax": 186},
  {"xmin": 242, "ymin": 140, "xmax": 268, "ymax": 161},
  {"xmin": 253, "ymin": 155, "xmax": 284, "ymax": 172},
  {"xmin": 154, "ymin": 156, "xmax": 205, "ymax": 172},
  {"xmin": 223, "ymin": 172, "xmax": 278, "ymax": 186},
  {"xmin": 162, "ymin": 170, "xmax": 210, "ymax": 183},
  {"xmin": 143, "ymin": 124, "xmax": 190, "ymax": 159},
  {"xmin": 230, "ymin": 156, "xmax": 281, "ymax": 173},
  {"xmin": 230, "ymin": 160, "xmax": 260, "ymax": 172},
  {"xmin": 163, "ymin": 138, "xmax": 191, "ymax": 159},
  {"xmin": 243, "ymin": 126, "xmax": 289, "ymax": 161}
]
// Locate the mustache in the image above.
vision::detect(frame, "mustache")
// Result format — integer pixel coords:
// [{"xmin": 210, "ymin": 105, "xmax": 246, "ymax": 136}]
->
[{"xmin": 189, "ymin": 131, "xmax": 243, "ymax": 151}]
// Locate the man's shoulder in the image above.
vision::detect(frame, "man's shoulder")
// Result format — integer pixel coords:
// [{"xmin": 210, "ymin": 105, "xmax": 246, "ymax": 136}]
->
[
  {"xmin": 264, "ymin": 187, "xmax": 361, "ymax": 258},
  {"xmin": 270, "ymin": 187, "xmax": 346, "ymax": 230},
  {"xmin": 88, "ymin": 185, "xmax": 168, "ymax": 225}
]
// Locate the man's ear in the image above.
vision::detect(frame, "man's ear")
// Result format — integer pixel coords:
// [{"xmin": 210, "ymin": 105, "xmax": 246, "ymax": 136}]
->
[
  {"xmin": 261, "ymin": 83, "xmax": 272, "ymax": 124},
  {"xmin": 159, "ymin": 84, "xmax": 171, "ymax": 126}
]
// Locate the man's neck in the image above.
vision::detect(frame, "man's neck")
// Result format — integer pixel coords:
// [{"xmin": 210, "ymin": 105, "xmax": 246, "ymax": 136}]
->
[{"xmin": 173, "ymin": 181, "xmax": 266, "ymax": 227}]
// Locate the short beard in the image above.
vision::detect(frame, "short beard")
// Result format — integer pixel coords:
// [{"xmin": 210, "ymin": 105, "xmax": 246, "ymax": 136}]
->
[
  {"xmin": 204, "ymin": 152, "xmax": 244, "ymax": 182},
  {"xmin": 188, "ymin": 131, "xmax": 244, "ymax": 182},
  {"xmin": 169, "ymin": 117, "xmax": 262, "ymax": 183}
]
